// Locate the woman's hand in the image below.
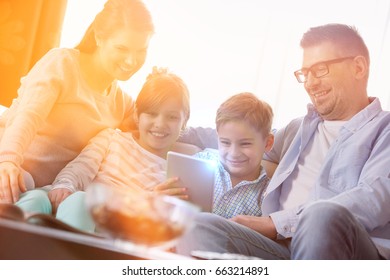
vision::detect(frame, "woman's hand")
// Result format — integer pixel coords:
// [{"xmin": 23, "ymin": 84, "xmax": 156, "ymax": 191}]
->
[
  {"xmin": 230, "ymin": 215, "xmax": 277, "ymax": 240},
  {"xmin": 153, "ymin": 177, "xmax": 188, "ymax": 200},
  {"xmin": 0, "ymin": 162, "xmax": 27, "ymax": 203},
  {"xmin": 48, "ymin": 188, "xmax": 73, "ymax": 214}
]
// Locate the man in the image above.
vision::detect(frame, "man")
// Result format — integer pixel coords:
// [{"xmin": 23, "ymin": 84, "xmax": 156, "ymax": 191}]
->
[{"xmin": 176, "ymin": 23, "xmax": 390, "ymax": 259}]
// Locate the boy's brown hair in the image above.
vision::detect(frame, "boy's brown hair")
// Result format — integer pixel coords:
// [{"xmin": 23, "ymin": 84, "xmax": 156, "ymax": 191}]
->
[{"xmin": 216, "ymin": 92, "xmax": 273, "ymax": 138}]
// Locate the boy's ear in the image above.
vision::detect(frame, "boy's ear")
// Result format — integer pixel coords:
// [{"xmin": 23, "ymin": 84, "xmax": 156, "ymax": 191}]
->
[
  {"xmin": 265, "ymin": 133, "xmax": 274, "ymax": 152},
  {"xmin": 181, "ymin": 120, "xmax": 188, "ymax": 131}
]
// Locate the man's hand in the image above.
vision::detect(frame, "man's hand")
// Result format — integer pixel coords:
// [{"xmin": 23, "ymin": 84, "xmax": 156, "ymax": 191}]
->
[
  {"xmin": 0, "ymin": 162, "xmax": 27, "ymax": 203},
  {"xmin": 48, "ymin": 188, "xmax": 73, "ymax": 214},
  {"xmin": 230, "ymin": 215, "xmax": 277, "ymax": 240}
]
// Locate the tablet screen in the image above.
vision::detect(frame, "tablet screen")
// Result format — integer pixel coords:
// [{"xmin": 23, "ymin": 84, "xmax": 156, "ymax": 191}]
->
[{"xmin": 166, "ymin": 151, "xmax": 216, "ymax": 212}]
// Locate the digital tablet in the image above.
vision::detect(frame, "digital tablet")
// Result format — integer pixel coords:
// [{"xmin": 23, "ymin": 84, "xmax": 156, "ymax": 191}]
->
[{"xmin": 167, "ymin": 151, "xmax": 216, "ymax": 212}]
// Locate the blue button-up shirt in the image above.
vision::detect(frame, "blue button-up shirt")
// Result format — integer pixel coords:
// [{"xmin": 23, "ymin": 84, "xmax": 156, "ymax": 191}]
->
[{"xmin": 263, "ymin": 98, "xmax": 390, "ymax": 258}]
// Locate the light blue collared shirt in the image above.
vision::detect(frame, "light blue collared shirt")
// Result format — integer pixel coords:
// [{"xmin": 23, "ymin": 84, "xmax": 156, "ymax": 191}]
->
[{"xmin": 263, "ymin": 98, "xmax": 390, "ymax": 258}]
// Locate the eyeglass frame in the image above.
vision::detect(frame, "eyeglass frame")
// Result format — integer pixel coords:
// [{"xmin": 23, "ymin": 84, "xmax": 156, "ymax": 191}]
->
[{"xmin": 294, "ymin": 56, "xmax": 356, "ymax": 83}]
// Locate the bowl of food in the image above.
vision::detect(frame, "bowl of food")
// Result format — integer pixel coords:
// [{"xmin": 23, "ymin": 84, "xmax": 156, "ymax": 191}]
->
[{"xmin": 85, "ymin": 184, "xmax": 200, "ymax": 249}]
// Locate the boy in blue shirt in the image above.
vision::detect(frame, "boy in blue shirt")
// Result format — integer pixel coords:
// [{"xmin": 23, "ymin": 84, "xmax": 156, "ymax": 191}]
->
[{"xmin": 195, "ymin": 92, "xmax": 274, "ymax": 218}]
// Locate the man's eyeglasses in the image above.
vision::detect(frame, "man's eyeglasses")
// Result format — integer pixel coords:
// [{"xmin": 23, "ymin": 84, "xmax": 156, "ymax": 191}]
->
[{"xmin": 294, "ymin": 56, "xmax": 355, "ymax": 83}]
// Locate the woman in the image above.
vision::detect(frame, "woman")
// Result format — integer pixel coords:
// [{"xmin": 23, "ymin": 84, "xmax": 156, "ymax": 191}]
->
[{"xmin": 0, "ymin": 0, "xmax": 154, "ymax": 206}]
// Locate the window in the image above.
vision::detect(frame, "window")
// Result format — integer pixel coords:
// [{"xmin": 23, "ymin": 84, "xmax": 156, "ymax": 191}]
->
[{"xmin": 61, "ymin": 0, "xmax": 390, "ymax": 129}]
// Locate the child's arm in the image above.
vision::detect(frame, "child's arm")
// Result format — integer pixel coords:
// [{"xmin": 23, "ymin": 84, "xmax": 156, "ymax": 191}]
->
[
  {"xmin": 48, "ymin": 188, "xmax": 73, "ymax": 214},
  {"xmin": 51, "ymin": 128, "xmax": 115, "ymax": 192},
  {"xmin": 48, "ymin": 128, "xmax": 115, "ymax": 212}
]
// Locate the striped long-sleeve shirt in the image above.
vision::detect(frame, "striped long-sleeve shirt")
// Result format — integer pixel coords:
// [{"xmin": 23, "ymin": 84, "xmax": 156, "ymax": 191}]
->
[{"xmin": 52, "ymin": 128, "xmax": 166, "ymax": 192}]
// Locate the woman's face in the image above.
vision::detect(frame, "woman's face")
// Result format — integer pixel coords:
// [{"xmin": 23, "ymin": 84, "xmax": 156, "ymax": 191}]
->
[
  {"xmin": 97, "ymin": 28, "xmax": 152, "ymax": 81},
  {"xmin": 137, "ymin": 97, "xmax": 187, "ymax": 158}
]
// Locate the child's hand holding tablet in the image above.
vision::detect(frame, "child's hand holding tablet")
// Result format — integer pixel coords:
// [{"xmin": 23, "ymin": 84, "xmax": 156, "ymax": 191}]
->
[{"xmin": 166, "ymin": 151, "xmax": 216, "ymax": 212}]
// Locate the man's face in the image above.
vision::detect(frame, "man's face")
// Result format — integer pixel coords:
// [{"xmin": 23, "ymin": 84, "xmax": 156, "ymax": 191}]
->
[{"xmin": 301, "ymin": 42, "xmax": 363, "ymax": 121}]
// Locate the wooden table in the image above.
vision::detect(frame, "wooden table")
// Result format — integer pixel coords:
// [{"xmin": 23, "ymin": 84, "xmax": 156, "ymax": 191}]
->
[{"xmin": 0, "ymin": 218, "xmax": 191, "ymax": 260}]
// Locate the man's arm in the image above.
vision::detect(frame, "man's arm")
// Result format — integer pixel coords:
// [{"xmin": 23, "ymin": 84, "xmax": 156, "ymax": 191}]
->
[
  {"xmin": 262, "ymin": 160, "xmax": 278, "ymax": 178},
  {"xmin": 178, "ymin": 127, "xmax": 218, "ymax": 150},
  {"xmin": 230, "ymin": 215, "xmax": 277, "ymax": 240}
]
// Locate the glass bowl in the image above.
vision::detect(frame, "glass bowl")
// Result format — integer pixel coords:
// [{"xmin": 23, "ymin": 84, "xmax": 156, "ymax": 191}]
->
[{"xmin": 85, "ymin": 184, "xmax": 200, "ymax": 249}]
